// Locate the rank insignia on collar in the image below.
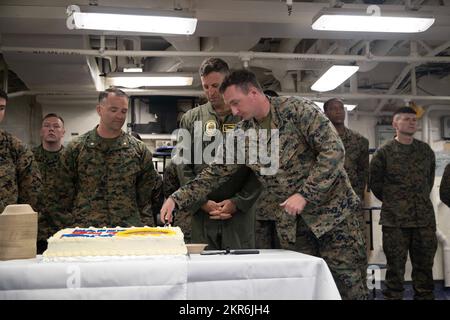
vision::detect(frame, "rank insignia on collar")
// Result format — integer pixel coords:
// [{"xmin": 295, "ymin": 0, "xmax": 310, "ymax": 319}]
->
[{"xmin": 222, "ymin": 123, "xmax": 236, "ymax": 132}]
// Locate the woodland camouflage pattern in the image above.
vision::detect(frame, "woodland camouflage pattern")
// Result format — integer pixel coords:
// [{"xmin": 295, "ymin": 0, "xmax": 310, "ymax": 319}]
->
[
  {"xmin": 0, "ymin": 129, "xmax": 42, "ymax": 213},
  {"xmin": 32, "ymin": 145, "xmax": 69, "ymax": 240},
  {"xmin": 370, "ymin": 138, "xmax": 437, "ymax": 299},
  {"xmin": 440, "ymin": 163, "xmax": 450, "ymax": 207},
  {"xmin": 369, "ymin": 139, "xmax": 436, "ymax": 227},
  {"xmin": 171, "ymin": 96, "xmax": 367, "ymax": 298},
  {"xmin": 58, "ymin": 128, "xmax": 162, "ymax": 228}
]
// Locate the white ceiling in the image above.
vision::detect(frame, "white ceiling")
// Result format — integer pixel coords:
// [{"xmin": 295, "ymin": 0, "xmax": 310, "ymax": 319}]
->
[{"xmin": 1, "ymin": 0, "xmax": 450, "ymax": 113}]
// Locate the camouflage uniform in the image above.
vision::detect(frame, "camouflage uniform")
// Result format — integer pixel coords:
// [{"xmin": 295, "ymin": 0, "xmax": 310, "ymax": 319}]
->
[
  {"xmin": 370, "ymin": 138, "xmax": 437, "ymax": 300},
  {"xmin": 178, "ymin": 102, "xmax": 262, "ymax": 250},
  {"xmin": 32, "ymin": 145, "xmax": 69, "ymax": 252},
  {"xmin": 0, "ymin": 129, "xmax": 42, "ymax": 213},
  {"xmin": 339, "ymin": 127, "xmax": 369, "ymax": 279},
  {"xmin": 163, "ymin": 162, "xmax": 191, "ymax": 243},
  {"xmin": 340, "ymin": 127, "xmax": 369, "ymax": 229},
  {"xmin": 172, "ymin": 96, "xmax": 368, "ymax": 299},
  {"xmin": 440, "ymin": 163, "xmax": 450, "ymax": 207},
  {"xmin": 59, "ymin": 127, "xmax": 163, "ymax": 228}
]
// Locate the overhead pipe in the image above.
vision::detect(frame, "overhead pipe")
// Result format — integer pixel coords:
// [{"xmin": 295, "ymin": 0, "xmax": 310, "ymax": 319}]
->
[{"xmin": 4, "ymin": 46, "xmax": 450, "ymax": 64}]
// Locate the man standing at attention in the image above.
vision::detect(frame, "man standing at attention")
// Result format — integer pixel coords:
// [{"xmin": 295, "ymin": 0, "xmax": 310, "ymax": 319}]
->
[
  {"xmin": 59, "ymin": 88, "xmax": 163, "ymax": 227},
  {"xmin": 177, "ymin": 58, "xmax": 262, "ymax": 250},
  {"xmin": 0, "ymin": 89, "xmax": 42, "ymax": 213},
  {"xmin": 33, "ymin": 113, "xmax": 68, "ymax": 252},
  {"xmin": 370, "ymin": 106, "xmax": 437, "ymax": 300},
  {"xmin": 162, "ymin": 70, "xmax": 368, "ymax": 299}
]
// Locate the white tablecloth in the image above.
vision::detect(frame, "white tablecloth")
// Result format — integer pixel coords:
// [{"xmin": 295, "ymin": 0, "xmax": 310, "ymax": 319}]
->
[{"xmin": 0, "ymin": 249, "xmax": 340, "ymax": 300}]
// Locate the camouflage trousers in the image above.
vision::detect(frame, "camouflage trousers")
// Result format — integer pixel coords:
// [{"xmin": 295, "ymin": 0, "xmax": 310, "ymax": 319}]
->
[
  {"xmin": 382, "ymin": 226, "xmax": 437, "ymax": 300},
  {"xmin": 255, "ymin": 220, "xmax": 281, "ymax": 249},
  {"xmin": 191, "ymin": 209, "xmax": 255, "ymax": 250},
  {"xmin": 295, "ymin": 213, "xmax": 369, "ymax": 300}
]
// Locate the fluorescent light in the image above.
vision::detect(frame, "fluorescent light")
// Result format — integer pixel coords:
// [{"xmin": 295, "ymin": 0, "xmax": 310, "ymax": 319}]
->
[
  {"xmin": 312, "ymin": 8, "xmax": 434, "ymax": 33},
  {"xmin": 311, "ymin": 65, "xmax": 359, "ymax": 92},
  {"xmin": 67, "ymin": 5, "xmax": 197, "ymax": 35},
  {"xmin": 123, "ymin": 67, "xmax": 143, "ymax": 73},
  {"xmin": 314, "ymin": 101, "xmax": 357, "ymax": 111},
  {"xmin": 107, "ymin": 73, "xmax": 193, "ymax": 88}
]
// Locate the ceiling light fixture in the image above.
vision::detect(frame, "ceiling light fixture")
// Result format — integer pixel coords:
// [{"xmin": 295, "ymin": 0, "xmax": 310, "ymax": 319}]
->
[
  {"xmin": 311, "ymin": 65, "xmax": 359, "ymax": 92},
  {"xmin": 66, "ymin": 5, "xmax": 197, "ymax": 35},
  {"xmin": 312, "ymin": 6, "xmax": 435, "ymax": 33},
  {"xmin": 106, "ymin": 72, "xmax": 194, "ymax": 88}
]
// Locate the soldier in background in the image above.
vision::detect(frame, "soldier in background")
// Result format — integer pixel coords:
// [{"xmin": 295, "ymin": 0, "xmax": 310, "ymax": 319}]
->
[
  {"xmin": 177, "ymin": 58, "xmax": 262, "ymax": 250},
  {"xmin": 33, "ymin": 113, "xmax": 68, "ymax": 253},
  {"xmin": 370, "ymin": 106, "xmax": 437, "ymax": 300},
  {"xmin": 162, "ymin": 70, "xmax": 368, "ymax": 299},
  {"xmin": 58, "ymin": 88, "xmax": 163, "ymax": 227},
  {"xmin": 0, "ymin": 89, "xmax": 42, "ymax": 214},
  {"xmin": 440, "ymin": 163, "xmax": 450, "ymax": 207},
  {"xmin": 323, "ymin": 98, "xmax": 369, "ymax": 279}
]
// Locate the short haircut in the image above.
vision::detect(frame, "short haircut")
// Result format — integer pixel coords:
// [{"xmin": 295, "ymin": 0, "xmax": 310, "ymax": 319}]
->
[
  {"xmin": 393, "ymin": 106, "xmax": 416, "ymax": 118},
  {"xmin": 98, "ymin": 87, "xmax": 129, "ymax": 103},
  {"xmin": 199, "ymin": 58, "xmax": 230, "ymax": 77},
  {"xmin": 219, "ymin": 69, "xmax": 263, "ymax": 94},
  {"xmin": 323, "ymin": 98, "xmax": 344, "ymax": 113},
  {"xmin": 0, "ymin": 89, "xmax": 8, "ymax": 102},
  {"xmin": 263, "ymin": 89, "xmax": 279, "ymax": 97},
  {"xmin": 42, "ymin": 113, "xmax": 65, "ymax": 125}
]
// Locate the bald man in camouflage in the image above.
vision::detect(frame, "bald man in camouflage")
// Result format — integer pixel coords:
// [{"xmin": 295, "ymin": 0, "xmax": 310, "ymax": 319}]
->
[
  {"xmin": 370, "ymin": 106, "xmax": 437, "ymax": 300},
  {"xmin": 161, "ymin": 70, "xmax": 368, "ymax": 300},
  {"xmin": 58, "ymin": 88, "xmax": 163, "ymax": 228}
]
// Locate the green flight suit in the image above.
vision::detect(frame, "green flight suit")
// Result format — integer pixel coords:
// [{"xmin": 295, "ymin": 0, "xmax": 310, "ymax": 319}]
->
[{"xmin": 178, "ymin": 102, "xmax": 262, "ymax": 250}]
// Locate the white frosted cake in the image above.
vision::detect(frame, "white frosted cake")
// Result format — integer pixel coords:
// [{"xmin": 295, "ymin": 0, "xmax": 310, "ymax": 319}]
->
[{"xmin": 43, "ymin": 226, "xmax": 187, "ymax": 258}]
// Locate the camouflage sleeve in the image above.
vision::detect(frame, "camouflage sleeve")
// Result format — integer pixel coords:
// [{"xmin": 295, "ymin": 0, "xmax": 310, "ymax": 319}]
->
[
  {"xmin": 357, "ymin": 137, "xmax": 370, "ymax": 198},
  {"xmin": 428, "ymin": 147, "xmax": 436, "ymax": 193},
  {"xmin": 136, "ymin": 147, "xmax": 164, "ymax": 214},
  {"xmin": 293, "ymin": 103, "xmax": 346, "ymax": 205},
  {"xmin": 171, "ymin": 163, "xmax": 243, "ymax": 211},
  {"xmin": 230, "ymin": 170, "xmax": 263, "ymax": 213},
  {"xmin": 57, "ymin": 141, "xmax": 79, "ymax": 216},
  {"xmin": 163, "ymin": 163, "xmax": 181, "ymax": 198},
  {"xmin": 369, "ymin": 148, "xmax": 386, "ymax": 201},
  {"xmin": 440, "ymin": 164, "xmax": 450, "ymax": 207},
  {"xmin": 12, "ymin": 137, "xmax": 43, "ymax": 211}
]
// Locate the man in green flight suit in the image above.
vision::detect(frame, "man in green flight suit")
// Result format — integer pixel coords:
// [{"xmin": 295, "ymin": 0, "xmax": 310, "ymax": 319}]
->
[
  {"xmin": 58, "ymin": 88, "xmax": 163, "ymax": 228},
  {"xmin": 176, "ymin": 58, "xmax": 262, "ymax": 250},
  {"xmin": 162, "ymin": 70, "xmax": 368, "ymax": 299},
  {"xmin": 370, "ymin": 106, "xmax": 437, "ymax": 300},
  {"xmin": 0, "ymin": 89, "xmax": 42, "ymax": 214},
  {"xmin": 33, "ymin": 113, "xmax": 68, "ymax": 253}
]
